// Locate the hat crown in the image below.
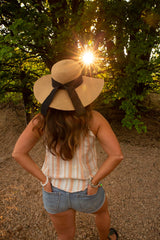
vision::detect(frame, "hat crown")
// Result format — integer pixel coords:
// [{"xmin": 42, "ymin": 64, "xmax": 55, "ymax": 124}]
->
[{"xmin": 51, "ymin": 59, "xmax": 82, "ymax": 84}]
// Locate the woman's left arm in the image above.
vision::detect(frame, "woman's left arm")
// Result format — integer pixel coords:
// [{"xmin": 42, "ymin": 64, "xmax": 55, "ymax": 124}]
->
[
  {"xmin": 90, "ymin": 111, "xmax": 124, "ymax": 186},
  {"xmin": 12, "ymin": 117, "xmax": 46, "ymax": 184}
]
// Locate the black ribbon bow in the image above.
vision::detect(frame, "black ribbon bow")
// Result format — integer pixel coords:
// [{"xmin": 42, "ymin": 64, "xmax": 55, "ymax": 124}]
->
[{"xmin": 41, "ymin": 75, "xmax": 86, "ymax": 116}]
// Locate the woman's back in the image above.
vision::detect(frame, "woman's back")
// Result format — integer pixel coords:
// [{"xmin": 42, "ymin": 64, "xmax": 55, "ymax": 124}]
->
[{"xmin": 43, "ymin": 129, "xmax": 98, "ymax": 192}]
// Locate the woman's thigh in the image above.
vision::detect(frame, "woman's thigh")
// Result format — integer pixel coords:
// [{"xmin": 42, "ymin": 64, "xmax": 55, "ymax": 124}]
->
[{"xmin": 49, "ymin": 209, "xmax": 76, "ymax": 239}]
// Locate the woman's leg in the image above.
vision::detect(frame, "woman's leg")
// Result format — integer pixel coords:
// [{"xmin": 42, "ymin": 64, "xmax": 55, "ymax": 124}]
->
[
  {"xmin": 94, "ymin": 197, "xmax": 117, "ymax": 240},
  {"xmin": 94, "ymin": 197, "xmax": 111, "ymax": 240},
  {"xmin": 49, "ymin": 209, "xmax": 76, "ymax": 240}
]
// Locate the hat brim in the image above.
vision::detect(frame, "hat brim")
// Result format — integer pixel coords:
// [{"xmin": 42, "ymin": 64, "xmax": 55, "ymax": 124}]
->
[{"xmin": 33, "ymin": 75, "xmax": 104, "ymax": 111}]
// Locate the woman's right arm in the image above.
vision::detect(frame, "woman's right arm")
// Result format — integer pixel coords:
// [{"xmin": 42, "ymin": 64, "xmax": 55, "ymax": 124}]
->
[{"xmin": 12, "ymin": 115, "xmax": 47, "ymax": 185}]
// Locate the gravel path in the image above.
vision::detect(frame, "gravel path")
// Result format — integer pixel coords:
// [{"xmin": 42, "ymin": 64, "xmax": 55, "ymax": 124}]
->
[{"xmin": 0, "ymin": 106, "xmax": 160, "ymax": 240}]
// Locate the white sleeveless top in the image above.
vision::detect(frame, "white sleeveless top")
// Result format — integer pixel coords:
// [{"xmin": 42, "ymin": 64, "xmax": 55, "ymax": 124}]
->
[{"xmin": 41, "ymin": 130, "xmax": 98, "ymax": 192}]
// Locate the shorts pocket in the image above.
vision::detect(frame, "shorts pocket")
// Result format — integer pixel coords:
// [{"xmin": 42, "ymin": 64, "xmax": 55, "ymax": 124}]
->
[
  {"xmin": 42, "ymin": 189, "xmax": 61, "ymax": 213},
  {"xmin": 78, "ymin": 187, "xmax": 105, "ymax": 213}
]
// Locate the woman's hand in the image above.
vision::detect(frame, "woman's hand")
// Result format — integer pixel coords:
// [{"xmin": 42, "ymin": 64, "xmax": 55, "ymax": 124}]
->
[
  {"xmin": 43, "ymin": 181, "xmax": 52, "ymax": 193},
  {"xmin": 87, "ymin": 185, "xmax": 98, "ymax": 195}
]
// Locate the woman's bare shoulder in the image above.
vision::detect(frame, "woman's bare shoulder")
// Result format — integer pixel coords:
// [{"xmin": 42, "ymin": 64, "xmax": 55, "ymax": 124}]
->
[
  {"xmin": 91, "ymin": 110, "xmax": 107, "ymax": 123},
  {"xmin": 23, "ymin": 113, "xmax": 44, "ymax": 139},
  {"xmin": 12, "ymin": 113, "xmax": 44, "ymax": 155},
  {"xmin": 32, "ymin": 113, "xmax": 44, "ymax": 127},
  {"xmin": 31, "ymin": 113, "xmax": 44, "ymax": 136},
  {"xmin": 89, "ymin": 110, "xmax": 107, "ymax": 136}
]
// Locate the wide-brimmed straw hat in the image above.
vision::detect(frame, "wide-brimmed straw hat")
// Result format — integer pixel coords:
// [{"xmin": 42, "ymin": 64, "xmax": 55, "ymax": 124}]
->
[{"xmin": 33, "ymin": 59, "xmax": 104, "ymax": 116}]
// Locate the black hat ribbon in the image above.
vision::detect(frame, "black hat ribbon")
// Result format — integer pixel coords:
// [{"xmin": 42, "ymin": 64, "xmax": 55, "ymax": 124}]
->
[{"xmin": 41, "ymin": 75, "xmax": 86, "ymax": 116}]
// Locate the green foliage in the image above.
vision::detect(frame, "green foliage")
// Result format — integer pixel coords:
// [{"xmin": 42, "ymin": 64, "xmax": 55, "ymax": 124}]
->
[
  {"xmin": 120, "ymin": 100, "xmax": 147, "ymax": 133},
  {"xmin": 0, "ymin": 0, "xmax": 160, "ymax": 129},
  {"xmin": 0, "ymin": 41, "xmax": 49, "ymax": 121},
  {"xmin": 0, "ymin": 0, "xmax": 86, "ymax": 121},
  {"xmin": 95, "ymin": 0, "xmax": 160, "ymax": 132}
]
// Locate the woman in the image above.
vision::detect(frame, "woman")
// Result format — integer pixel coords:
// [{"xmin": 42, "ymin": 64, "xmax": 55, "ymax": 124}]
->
[{"xmin": 12, "ymin": 59, "xmax": 123, "ymax": 240}]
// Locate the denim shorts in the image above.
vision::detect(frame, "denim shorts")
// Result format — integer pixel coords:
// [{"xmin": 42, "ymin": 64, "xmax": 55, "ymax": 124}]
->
[{"xmin": 42, "ymin": 185, "xmax": 105, "ymax": 214}]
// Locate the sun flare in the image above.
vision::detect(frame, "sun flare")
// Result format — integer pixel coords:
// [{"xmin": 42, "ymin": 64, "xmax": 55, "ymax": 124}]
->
[{"xmin": 82, "ymin": 51, "xmax": 94, "ymax": 65}]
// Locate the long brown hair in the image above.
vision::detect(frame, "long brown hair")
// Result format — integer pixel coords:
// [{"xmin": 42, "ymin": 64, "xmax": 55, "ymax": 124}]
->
[{"xmin": 33, "ymin": 106, "xmax": 92, "ymax": 160}]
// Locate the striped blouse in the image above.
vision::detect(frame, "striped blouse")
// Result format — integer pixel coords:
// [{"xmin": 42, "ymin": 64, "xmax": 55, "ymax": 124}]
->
[{"xmin": 41, "ymin": 130, "xmax": 98, "ymax": 192}]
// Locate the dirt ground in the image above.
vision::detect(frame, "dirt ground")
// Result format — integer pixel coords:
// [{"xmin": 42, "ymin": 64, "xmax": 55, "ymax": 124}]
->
[{"xmin": 0, "ymin": 104, "xmax": 160, "ymax": 240}]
